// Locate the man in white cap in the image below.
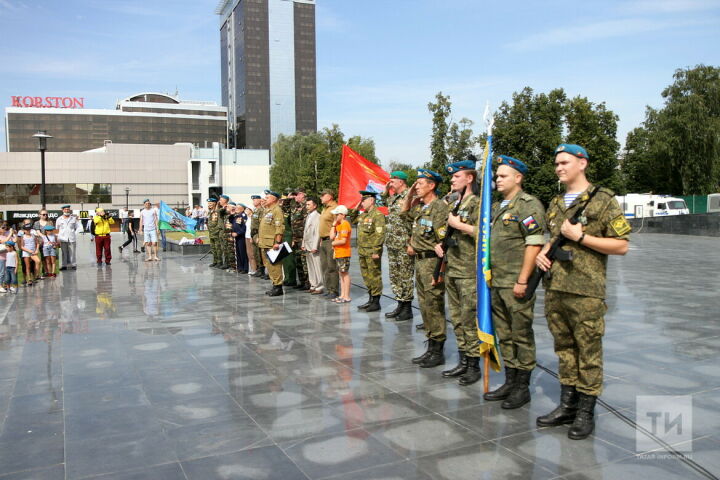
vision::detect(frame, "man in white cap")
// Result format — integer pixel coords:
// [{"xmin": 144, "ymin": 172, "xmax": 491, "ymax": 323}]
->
[{"xmin": 56, "ymin": 204, "xmax": 83, "ymax": 270}]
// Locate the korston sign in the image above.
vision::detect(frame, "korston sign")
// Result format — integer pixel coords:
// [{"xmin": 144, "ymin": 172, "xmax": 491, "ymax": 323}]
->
[{"xmin": 11, "ymin": 96, "xmax": 85, "ymax": 109}]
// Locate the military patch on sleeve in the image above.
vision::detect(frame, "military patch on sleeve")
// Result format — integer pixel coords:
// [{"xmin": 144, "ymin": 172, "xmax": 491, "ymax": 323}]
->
[
  {"xmin": 375, "ymin": 227, "xmax": 383, "ymax": 233},
  {"xmin": 521, "ymin": 216, "xmax": 541, "ymax": 234},
  {"xmin": 437, "ymin": 226, "xmax": 447, "ymax": 239},
  {"xmin": 610, "ymin": 215, "xmax": 632, "ymax": 236}
]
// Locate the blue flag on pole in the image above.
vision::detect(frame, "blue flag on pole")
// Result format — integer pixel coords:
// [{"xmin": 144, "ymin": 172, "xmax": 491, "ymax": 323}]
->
[{"xmin": 477, "ymin": 136, "xmax": 501, "ymax": 371}]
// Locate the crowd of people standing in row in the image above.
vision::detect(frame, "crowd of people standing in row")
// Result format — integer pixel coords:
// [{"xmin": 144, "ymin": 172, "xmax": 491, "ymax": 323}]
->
[{"xmin": 201, "ymin": 143, "xmax": 631, "ymax": 441}]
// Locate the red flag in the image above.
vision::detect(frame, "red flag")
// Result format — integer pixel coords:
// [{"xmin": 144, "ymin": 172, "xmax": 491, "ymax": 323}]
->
[{"xmin": 338, "ymin": 145, "xmax": 390, "ymax": 214}]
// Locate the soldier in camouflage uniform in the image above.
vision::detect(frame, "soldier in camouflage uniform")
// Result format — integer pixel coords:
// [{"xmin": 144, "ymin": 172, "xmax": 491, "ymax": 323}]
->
[
  {"xmin": 249, "ymin": 195, "xmax": 266, "ymax": 278},
  {"xmin": 536, "ymin": 144, "xmax": 630, "ymax": 440},
  {"xmin": 440, "ymin": 160, "xmax": 483, "ymax": 386},
  {"xmin": 381, "ymin": 171, "xmax": 414, "ymax": 321},
  {"xmin": 206, "ymin": 197, "xmax": 221, "ymax": 267},
  {"xmin": 215, "ymin": 195, "xmax": 231, "ymax": 269},
  {"xmin": 224, "ymin": 202, "xmax": 238, "ymax": 272},
  {"xmin": 484, "ymin": 156, "xmax": 546, "ymax": 407},
  {"xmin": 348, "ymin": 191, "xmax": 386, "ymax": 312},
  {"xmin": 289, "ymin": 189, "xmax": 309, "ymax": 290},
  {"xmin": 258, "ymin": 190, "xmax": 286, "ymax": 296},
  {"xmin": 402, "ymin": 169, "xmax": 449, "ymax": 368},
  {"xmin": 280, "ymin": 192, "xmax": 297, "ymax": 286}
]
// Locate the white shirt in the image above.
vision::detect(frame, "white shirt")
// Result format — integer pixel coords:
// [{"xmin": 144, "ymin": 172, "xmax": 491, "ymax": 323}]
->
[
  {"xmin": 245, "ymin": 215, "xmax": 252, "ymax": 238},
  {"xmin": 119, "ymin": 210, "xmax": 129, "ymax": 219},
  {"xmin": 140, "ymin": 208, "xmax": 158, "ymax": 232},
  {"xmin": 56, "ymin": 214, "xmax": 83, "ymax": 242}
]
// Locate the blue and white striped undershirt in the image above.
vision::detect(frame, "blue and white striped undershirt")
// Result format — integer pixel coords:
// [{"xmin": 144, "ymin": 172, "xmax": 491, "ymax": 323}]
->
[
  {"xmin": 500, "ymin": 200, "xmax": 510, "ymax": 208},
  {"xmin": 564, "ymin": 193, "xmax": 580, "ymax": 207}
]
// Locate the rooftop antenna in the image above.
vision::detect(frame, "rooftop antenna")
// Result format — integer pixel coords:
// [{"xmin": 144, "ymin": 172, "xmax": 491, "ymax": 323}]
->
[{"xmin": 174, "ymin": 86, "xmax": 179, "ymax": 98}]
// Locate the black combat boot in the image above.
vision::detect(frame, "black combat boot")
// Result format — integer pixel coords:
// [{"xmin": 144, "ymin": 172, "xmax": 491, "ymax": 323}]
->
[
  {"xmin": 365, "ymin": 296, "xmax": 381, "ymax": 312},
  {"xmin": 252, "ymin": 267, "xmax": 264, "ymax": 277},
  {"xmin": 537, "ymin": 385, "xmax": 579, "ymax": 427},
  {"xmin": 357, "ymin": 294, "xmax": 373, "ymax": 310},
  {"xmin": 384, "ymin": 302, "xmax": 403, "ymax": 318},
  {"xmin": 484, "ymin": 368, "xmax": 517, "ymax": 401},
  {"xmin": 412, "ymin": 339, "xmax": 433, "ymax": 365},
  {"xmin": 415, "ymin": 323, "xmax": 425, "ymax": 330},
  {"xmin": 502, "ymin": 369, "xmax": 532, "ymax": 409},
  {"xmin": 267, "ymin": 285, "xmax": 284, "ymax": 297},
  {"xmin": 419, "ymin": 339, "xmax": 445, "ymax": 368},
  {"xmin": 458, "ymin": 356, "xmax": 481, "ymax": 385},
  {"xmin": 261, "ymin": 271, "xmax": 270, "ymax": 280},
  {"xmin": 396, "ymin": 301, "xmax": 414, "ymax": 321},
  {"xmin": 219, "ymin": 263, "xmax": 229, "ymax": 270},
  {"xmin": 441, "ymin": 351, "xmax": 467, "ymax": 377},
  {"xmin": 568, "ymin": 393, "xmax": 597, "ymax": 440}
]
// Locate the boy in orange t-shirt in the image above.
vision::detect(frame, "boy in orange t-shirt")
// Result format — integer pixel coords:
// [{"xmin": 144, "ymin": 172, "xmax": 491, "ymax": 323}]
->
[{"xmin": 330, "ymin": 205, "xmax": 352, "ymax": 303}]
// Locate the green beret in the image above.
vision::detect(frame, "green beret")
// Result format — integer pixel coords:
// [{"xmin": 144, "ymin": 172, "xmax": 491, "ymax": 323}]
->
[
  {"xmin": 390, "ymin": 171, "xmax": 408, "ymax": 181},
  {"xmin": 359, "ymin": 190, "xmax": 379, "ymax": 199}
]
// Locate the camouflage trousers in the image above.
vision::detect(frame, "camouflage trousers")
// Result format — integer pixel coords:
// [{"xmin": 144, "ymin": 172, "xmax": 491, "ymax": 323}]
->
[
  {"xmin": 261, "ymin": 248, "xmax": 284, "ymax": 286},
  {"xmin": 545, "ymin": 290, "xmax": 606, "ymax": 396},
  {"xmin": 224, "ymin": 233, "xmax": 236, "ymax": 270},
  {"xmin": 209, "ymin": 232, "xmax": 222, "ymax": 265},
  {"xmin": 359, "ymin": 255, "xmax": 383, "ymax": 296},
  {"xmin": 491, "ymin": 288, "xmax": 536, "ymax": 371},
  {"xmin": 387, "ymin": 248, "xmax": 414, "ymax": 301},
  {"xmin": 292, "ymin": 241, "xmax": 308, "ymax": 286},
  {"xmin": 447, "ymin": 276, "xmax": 480, "ymax": 357},
  {"xmin": 415, "ymin": 257, "xmax": 446, "ymax": 342},
  {"xmin": 251, "ymin": 236, "xmax": 263, "ymax": 271}
]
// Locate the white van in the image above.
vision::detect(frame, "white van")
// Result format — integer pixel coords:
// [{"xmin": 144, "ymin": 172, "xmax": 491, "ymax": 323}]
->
[{"xmin": 615, "ymin": 194, "xmax": 690, "ymax": 219}]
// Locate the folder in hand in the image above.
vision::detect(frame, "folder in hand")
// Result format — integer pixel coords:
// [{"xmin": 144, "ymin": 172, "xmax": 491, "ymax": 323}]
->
[{"xmin": 266, "ymin": 242, "xmax": 292, "ymax": 265}]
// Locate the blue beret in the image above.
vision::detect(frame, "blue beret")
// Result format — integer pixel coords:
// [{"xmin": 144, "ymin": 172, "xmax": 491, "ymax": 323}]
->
[
  {"xmin": 446, "ymin": 160, "xmax": 476, "ymax": 174},
  {"xmin": 220, "ymin": 194, "xmax": 230, "ymax": 200},
  {"xmin": 207, "ymin": 197, "xmax": 217, "ymax": 202},
  {"xmin": 250, "ymin": 195, "xmax": 261, "ymax": 200},
  {"xmin": 417, "ymin": 169, "xmax": 443, "ymax": 184},
  {"xmin": 143, "ymin": 199, "xmax": 151, "ymax": 203},
  {"xmin": 61, "ymin": 204, "xmax": 71, "ymax": 209},
  {"xmin": 555, "ymin": 144, "xmax": 589, "ymax": 160},
  {"xmin": 5, "ymin": 240, "xmax": 15, "ymax": 247},
  {"xmin": 239, "ymin": 203, "xmax": 247, "ymax": 208},
  {"xmin": 266, "ymin": 190, "xmax": 281, "ymax": 199},
  {"xmin": 229, "ymin": 202, "xmax": 237, "ymax": 206},
  {"xmin": 496, "ymin": 155, "xmax": 528, "ymax": 175}
]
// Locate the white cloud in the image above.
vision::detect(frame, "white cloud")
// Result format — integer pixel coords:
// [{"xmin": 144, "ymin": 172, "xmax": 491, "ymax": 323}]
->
[{"xmin": 506, "ymin": 18, "xmax": 702, "ymax": 52}]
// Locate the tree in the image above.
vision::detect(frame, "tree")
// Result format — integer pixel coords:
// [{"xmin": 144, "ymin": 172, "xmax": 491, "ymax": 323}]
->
[
  {"xmin": 270, "ymin": 125, "xmax": 380, "ymax": 196},
  {"xmin": 492, "ymin": 87, "xmax": 622, "ymax": 204},
  {"xmin": 565, "ymin": 96, "xmax": 622, "ymax": 194},
  {"xmin": 387, "ymin": 161, "xmax": 418, "ymax": 186},
  {"xmin": 623, "ymin": 65, "xmax": 720, "ymax": 195},
  {"xmin": 492, "ymin": 87, "xmax": 566, "ymax": 204}
]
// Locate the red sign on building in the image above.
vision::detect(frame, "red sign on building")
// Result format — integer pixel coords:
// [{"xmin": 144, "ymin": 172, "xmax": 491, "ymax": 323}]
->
[{"xmin": 11, "ymin": 96, "xmax": 85, "ymax": 109}]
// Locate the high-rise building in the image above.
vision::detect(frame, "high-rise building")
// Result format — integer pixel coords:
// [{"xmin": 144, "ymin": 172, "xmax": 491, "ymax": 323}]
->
[{"xmin": 216, "ymin": 0, "xmax": 317, "ymax": 151}]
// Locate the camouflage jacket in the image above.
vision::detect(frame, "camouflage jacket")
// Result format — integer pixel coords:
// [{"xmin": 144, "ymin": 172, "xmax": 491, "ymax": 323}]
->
[
  {"xmin": 447, "ymin": 194, "xmax": 480, "ymax": 279},
  {"xmin": 207, "ymin": 206, "xmax": 227, "ymax": 235},
  {"xmin": 250, "ymin": 206, "xmax": 264, "ymax": 237},
  {"xmin": 544, "ymin": 185, "xmax": 630, "ymax": 299},
  {"xmin": 290, "ymin": 202, "xmax": 307, "ymax": 243},
  {"xmin": 348, "ymin": 207, "xmax": 386, "ymax": 256},
  {"xmin": 490, "ymin": 190, "xmax": 547, "ymax": 288},
  {"xmin": 403, "ymin": 197, "xmax": 448, "ymax": 252},
  {"xmin": 382, "ymin": 189, "xmax": 412, "ymax": 251}
]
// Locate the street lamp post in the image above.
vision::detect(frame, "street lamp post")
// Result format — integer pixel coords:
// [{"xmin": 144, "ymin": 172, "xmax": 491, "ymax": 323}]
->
[
  {"xmin": 125, "ymin": 187, "xmax": 130, "ymax": 210},
  {"xmin": 32, "ymin": 131, "xmax": 53, "ymax": 209}
]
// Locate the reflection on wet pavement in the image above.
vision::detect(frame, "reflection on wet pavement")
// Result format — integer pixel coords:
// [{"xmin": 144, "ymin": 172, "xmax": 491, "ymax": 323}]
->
[{"xmin": 0, "ymin": 233, "xmax": 717, "ymax": 479}]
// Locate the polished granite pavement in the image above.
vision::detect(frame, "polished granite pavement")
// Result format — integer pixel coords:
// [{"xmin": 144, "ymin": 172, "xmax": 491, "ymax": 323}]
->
[{"xmin": 0, "ymin": 233, "xmax": 718, "ymax": 479}]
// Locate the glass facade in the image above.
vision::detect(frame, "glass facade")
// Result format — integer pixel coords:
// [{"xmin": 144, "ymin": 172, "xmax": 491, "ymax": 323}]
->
[
  {"xmin": 0, "ymin": 184, "xmax": 112, "ymax": 205},
  {"xmin": 6, "ymin": 112, "xmax": 227, "ymax": 152}
]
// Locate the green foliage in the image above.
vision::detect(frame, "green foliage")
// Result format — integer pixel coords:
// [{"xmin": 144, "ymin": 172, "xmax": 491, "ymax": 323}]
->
[
  {"xmin": 425, "ymin": 92, "xmax": 480, "ymax": 195},
  {"xmin": 492, "ymin": 87, "xmax": 622, "ymax": 204},
  {"xmin": 623, "ymin": 65, "xmax": 720, "ymax": 195},
  {"xmin": 387, "ymin": 161, "xmax": 418, "ymax": 186},
  {"xmin": 270, "ymin": 125, "xmax": 380, "ymax": 196}
]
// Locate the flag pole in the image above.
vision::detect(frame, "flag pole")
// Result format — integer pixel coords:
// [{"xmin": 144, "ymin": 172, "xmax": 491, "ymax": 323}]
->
[{"xmin": 482, "ymin": 103, "xmax": 494, "ymax": 394}]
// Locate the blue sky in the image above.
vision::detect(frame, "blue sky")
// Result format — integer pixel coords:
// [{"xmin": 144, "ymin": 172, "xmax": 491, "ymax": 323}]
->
[{"xmin": 1, "ymin": 0, "xmax": 719, "ymax": 167}]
